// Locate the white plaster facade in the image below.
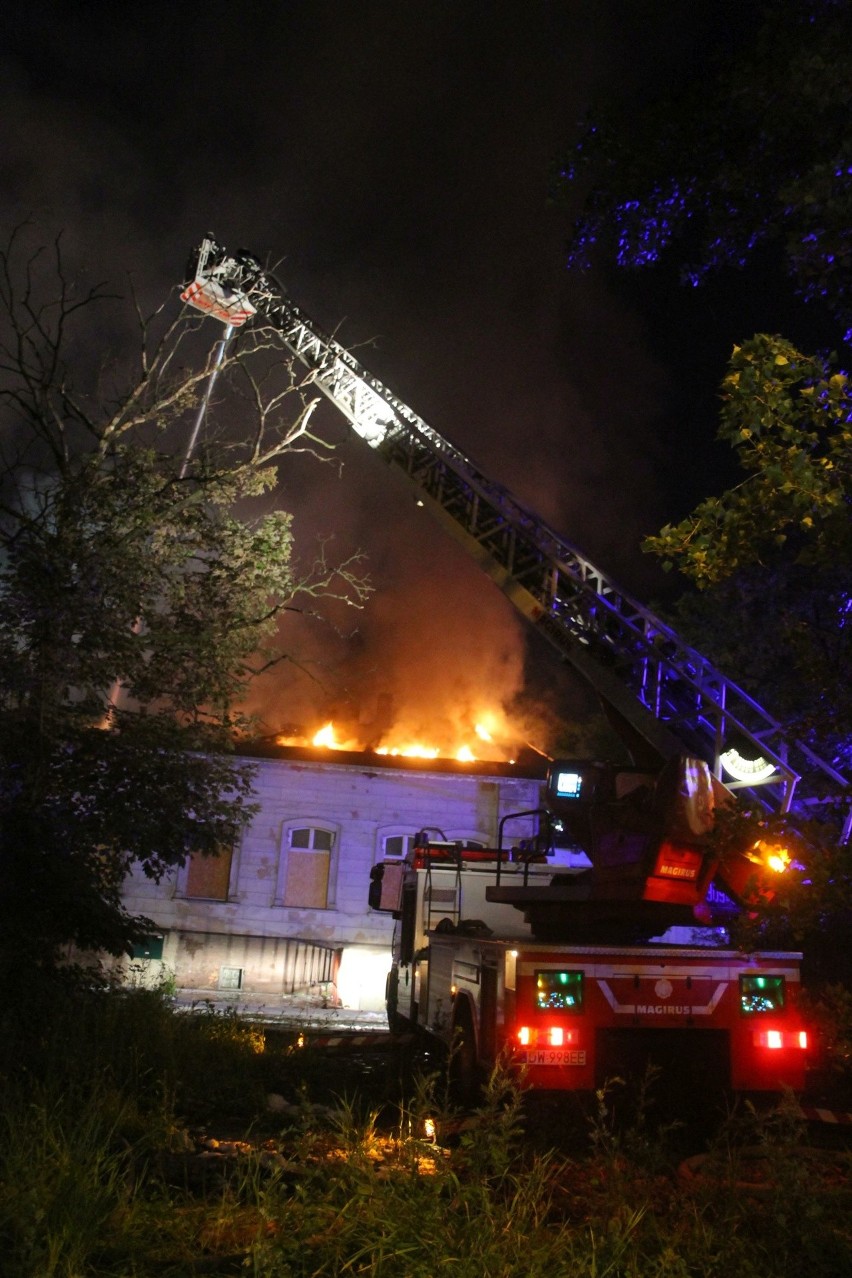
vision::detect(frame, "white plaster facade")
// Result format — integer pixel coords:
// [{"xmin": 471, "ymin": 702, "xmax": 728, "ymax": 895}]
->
[{"xmin": 120, "ymin": 746, "xmax": 547, "ymax": 1018}]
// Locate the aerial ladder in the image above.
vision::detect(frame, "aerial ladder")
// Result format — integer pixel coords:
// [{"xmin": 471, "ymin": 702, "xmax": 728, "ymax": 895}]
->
[{"xmin": 181, "ymin": 236, "xmax": 851, "ymax": 847}]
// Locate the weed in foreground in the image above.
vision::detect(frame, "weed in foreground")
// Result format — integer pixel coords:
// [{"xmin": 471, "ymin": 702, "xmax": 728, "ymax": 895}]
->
[{"xmin": 3, "ymin": 993, "xmax": 852, "ymax": 1276}]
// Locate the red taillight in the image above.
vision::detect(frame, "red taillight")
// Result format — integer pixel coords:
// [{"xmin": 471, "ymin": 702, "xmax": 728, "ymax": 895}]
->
[
  {"xmin": 754, "ymin": 1029, "xmax": 808, "ymax": 1051},
  {"xmin": 516, "ymin": 1025, "xmax": 577, "ymax": 1048}
]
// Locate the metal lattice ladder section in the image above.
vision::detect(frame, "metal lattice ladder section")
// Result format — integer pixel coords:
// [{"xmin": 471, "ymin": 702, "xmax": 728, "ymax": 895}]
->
[{"xmin": 182, "ymin": 238, "xmax": 851, "ymax": 836}]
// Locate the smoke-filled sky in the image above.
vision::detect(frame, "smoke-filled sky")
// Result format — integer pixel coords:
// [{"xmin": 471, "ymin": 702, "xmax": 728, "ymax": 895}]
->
[{"xmin": 1, "ymin": 2, "xmax": 809, "ymax": 754}]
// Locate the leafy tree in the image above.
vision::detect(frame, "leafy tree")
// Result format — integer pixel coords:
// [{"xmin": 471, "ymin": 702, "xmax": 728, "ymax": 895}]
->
[
  {"xmin": 645, "ymin": 333, "xmax": 852, "ymax": 582},
  {"xmin": 559, "ymin": 5, "xmax": 852, "ymax": 1037},
  {"xmin": 0, "ymin": 226, "xmax": 369, "ymax": 977},
  {"xmin": 559, "ymin": 0, "xmax": 852, "ymax": 335},
  {"xmin": 644, "ymin": 336, "xmax": 852, "ymax": 1005},
  {"xmin": 643, "ymin": 334, "xmax": 852, "ymax": 760},
  {"xmin": 558, "ymin": 0, "xmax": 852, "ymax": 772}
]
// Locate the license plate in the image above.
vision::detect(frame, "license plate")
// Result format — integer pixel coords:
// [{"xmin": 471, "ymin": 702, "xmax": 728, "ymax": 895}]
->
[{"xmin": 517, "ymin": 1049, "xmax": 586, "ymax": 1067}]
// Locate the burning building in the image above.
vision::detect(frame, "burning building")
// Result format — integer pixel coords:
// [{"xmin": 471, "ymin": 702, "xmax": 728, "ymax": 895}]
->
[{"xmin": 117, "ymin": 739, "xmax": 575, "ymax": 1018}]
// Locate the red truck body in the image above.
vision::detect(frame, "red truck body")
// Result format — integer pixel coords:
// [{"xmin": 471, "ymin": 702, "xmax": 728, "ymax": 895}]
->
[{"xmin": 374, "ymin": 840, "xmax": 810, "ymax": 1097}]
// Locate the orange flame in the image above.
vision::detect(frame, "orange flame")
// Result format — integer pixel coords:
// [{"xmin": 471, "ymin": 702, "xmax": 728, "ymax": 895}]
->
[
  {"xmin": 308, "ymin": 722, "xmax": 361, "ymax": 751},
  {"xmin": 312, "ymin": 722, "xmax": 339, "ymax": 748},
  {"xmin": 376, "ymin": 743, "xmax": 440, "ymax": 759},
  {"xmin": 753, "ymin": 840, "xmax": 791, "ymax": 874},
  {"xmin": 275, "ymin": 712, "xmax": 523, "ymax": 764}
]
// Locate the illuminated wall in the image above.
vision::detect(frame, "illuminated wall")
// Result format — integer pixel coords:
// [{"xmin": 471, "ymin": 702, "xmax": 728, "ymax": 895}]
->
[{"xmin": 120, "ymin": 747, "xmax": 546, "ymax": 1014}]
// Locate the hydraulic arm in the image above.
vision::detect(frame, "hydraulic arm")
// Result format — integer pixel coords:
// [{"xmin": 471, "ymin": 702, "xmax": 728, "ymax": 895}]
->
[{"xmin": 182, "ymin": 236, "xmax": 850, "ymax": 835}]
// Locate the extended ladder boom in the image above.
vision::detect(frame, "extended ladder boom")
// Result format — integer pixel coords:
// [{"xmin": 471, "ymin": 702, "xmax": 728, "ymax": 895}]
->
[{"xmin": 182, "ymin": 236, "xmax": 850, "ymax": 833}]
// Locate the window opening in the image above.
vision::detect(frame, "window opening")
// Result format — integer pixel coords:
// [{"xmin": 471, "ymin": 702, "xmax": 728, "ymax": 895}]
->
[
  {"xmin": 535, "ymin": 970, "xmax": 584, "ymax": 1012},
  {"xmin": 185, "ymin": 846, "xmax": 233, "ymax": 900},
  {"xmin": 740, "ymin": 974, "xmax": 786, "ymax": 1014},
  {"xmin": 283, "ymin": 826, "xmax": 335, "ymax": 908}
]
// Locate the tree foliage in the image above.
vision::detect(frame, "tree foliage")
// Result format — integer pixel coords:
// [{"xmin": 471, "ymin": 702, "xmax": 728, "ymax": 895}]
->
[
  {"xmin": 0, "ymin": 226, "xmax": 370, "ymax": 971},
  {"xmin": 558, "ymin": 2, "xmax": 852, "ymax": 765},
  {"xmin": 640, "ymin": 335, "xmax": 852, "ymax": 775},
  {"xmin": 559, "ymin": 3, "xmax": 852, "ymax": 980},
  {"xmin": 644, "ymin": 333, "xmax": 852, "ymax": 586},
  {"xmin": 559, "ymin": 0, "xmax": 852, "ymax": 334}
]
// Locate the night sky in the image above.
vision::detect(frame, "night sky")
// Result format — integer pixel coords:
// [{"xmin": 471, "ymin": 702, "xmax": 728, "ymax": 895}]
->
[{"xmin": 0, "ymin": 2, "xmax": 815, "ymax": 751}]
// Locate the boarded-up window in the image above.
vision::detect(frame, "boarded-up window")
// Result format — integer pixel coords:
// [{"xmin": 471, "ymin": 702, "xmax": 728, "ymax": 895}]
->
[
  {"xmin": 284, "ymin": 827, "xmax": 334, "ymax": 908},
  {"xmin": 185, "ymin": 846, "xmax": 233, "ymax": 900}
]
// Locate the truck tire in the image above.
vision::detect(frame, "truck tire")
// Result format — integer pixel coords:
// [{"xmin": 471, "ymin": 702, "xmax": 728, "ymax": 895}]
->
[
  {"xmin": 386, "ymin": 966, "xmax": 414, "ymax": 1035},
  {"xmin": 450, "ymin": 1000, "xmax": 481, "ymax": 1106}
]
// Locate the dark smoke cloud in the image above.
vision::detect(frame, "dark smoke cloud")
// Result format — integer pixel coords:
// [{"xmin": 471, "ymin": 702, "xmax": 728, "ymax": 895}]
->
[{"xmin": 1, "ymin": 2, "xmax": 728, "ymax": 745}]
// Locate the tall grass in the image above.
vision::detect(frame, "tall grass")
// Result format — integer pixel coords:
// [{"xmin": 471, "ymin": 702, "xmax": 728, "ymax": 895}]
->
[{"xmin": 1, "ymin": 986, "xmax": 851, "ymax": 1276}]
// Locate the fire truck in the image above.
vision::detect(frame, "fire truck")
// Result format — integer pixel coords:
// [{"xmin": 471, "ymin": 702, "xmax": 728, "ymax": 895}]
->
[
  {"xmin": 181, "ymin": 236, "xmax": 849, "ymax": 1097},
  {"xmin": 367, "ymin": 755, "xmax": 810, "ymax": 1097}
]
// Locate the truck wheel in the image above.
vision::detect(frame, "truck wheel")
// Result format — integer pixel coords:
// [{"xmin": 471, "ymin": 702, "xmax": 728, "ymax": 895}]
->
[
  {"xmin": 389, "ymin": 1008, "xmax": 413, "ymax": 1035},
  {"xmin": 450, "ymin": 1002, "xmax": 481, "ymax": 1106},
  {"xmin": 386, "ymin": 967, "xmax": 413, "ymax": 1035}
]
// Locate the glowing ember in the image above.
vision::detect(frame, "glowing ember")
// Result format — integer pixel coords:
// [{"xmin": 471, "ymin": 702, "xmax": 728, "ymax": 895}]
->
[
  {"xmin": 376, "ymin": 743, "xmax": 440, "ymax": 759},
  {"xmin": 753, "ymin": 840, "xmax": 792, "ymax": 874}
]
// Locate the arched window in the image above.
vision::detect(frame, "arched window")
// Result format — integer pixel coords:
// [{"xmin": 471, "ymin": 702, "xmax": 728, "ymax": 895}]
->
[
  {"xmin": 278, "ymin": 824, "xmax": 338, "ymax": 909},
  {"xmin": 380, "ymin": 832, "xmax": 416, "ymax": 860}
]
